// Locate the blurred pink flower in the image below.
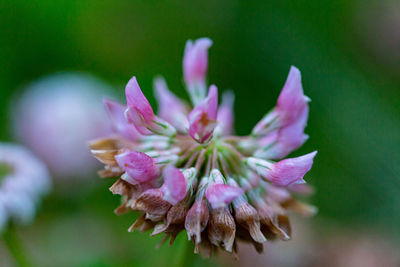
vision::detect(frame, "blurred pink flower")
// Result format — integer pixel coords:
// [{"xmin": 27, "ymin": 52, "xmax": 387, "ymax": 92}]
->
[{"xmin": 13, "ymin": 73, "xmax": 113, "ymax": 179}]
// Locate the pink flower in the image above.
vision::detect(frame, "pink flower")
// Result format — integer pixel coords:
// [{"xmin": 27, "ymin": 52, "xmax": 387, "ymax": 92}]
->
[
  {"xmin": 215, "ymin": 91, "xmax": 235, "ymax": 136},
  {"xmin": 161, "ymin": 165, "xmax": 188, "ymax": 205},
  {"xmin": 246, "ymin": 151, "xmax": 317, "ymax": 186},
  {"xmin": 205, "ymin": 169, "xmax": 243, "ymax": 209},
  {"xmin": 183, "ymin": 38, "xmax": 213, "ymax": 104},
  {"xmin": 206, "ymin": 184, "xmax": 243, "ymax": 209},
  {"xmin": 188, "ymin": 85, "xmax": 218, "ymax": 143},
  {"xmin": 154, "ymin": 76, "xmax": 189, "ymax": 133},
  {"xmin": 252, "ymin": 66, "xmax": 309, "ymax": 136},
  {"xmin": 91, "ymin": 38, "xmax": 318, "ymax": 257},
  {"xmin": 255, "ymin": 106, "xmax": 309, "ymax": 159},
  {"xmin": 125, "ymin": 76, "xmax": 156, "ymax": 135},
  {"xmin": 115, "ymin": 151, "xmax": 160, "ymax": 184},
  {"xmin": 103, "ymin": 98, "xmax": 141, "ymax": 141},
  {"xmin": 276, "ymin": 66, "xmax": 309, "ymax": 126},
  {"xmin": 125, "ymin": 76, "xmax": 176, "ymax": 136},
  {"xmin": 268, "ymin": 151, "xmax": 317, "ymax": 186}
]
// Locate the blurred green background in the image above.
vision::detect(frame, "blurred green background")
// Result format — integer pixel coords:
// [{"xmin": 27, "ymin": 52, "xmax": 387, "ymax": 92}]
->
[{"xmin": 1, "ymin": 0, "xmax": 399, "ymax": 266}]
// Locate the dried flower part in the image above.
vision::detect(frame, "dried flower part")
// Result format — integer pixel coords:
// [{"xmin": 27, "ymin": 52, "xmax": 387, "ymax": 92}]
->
[
  {"xmin": 151, "ymin": 199, "xmax": 188, "ymax": 240},
  {"xmin": 234, "ymin": 201, "xmax": 266, "ymax": 243},
  {"xmin": 185, "ymin": 198, "xmax": 209, "ymax": 244},
  {"xmin": 90, "ymin": 38, "xmax": 318, "ymax": 257},
  {"xmin": 208, "ymin": 207, "xmax": 236, "ymax": 252},
  {"xmin": 255, "ymin": 199, "xmax": 292, "ymax": 241},
  {"xmin": 132, "ymin": 189, "xmax": 171, "ymax": 221}
]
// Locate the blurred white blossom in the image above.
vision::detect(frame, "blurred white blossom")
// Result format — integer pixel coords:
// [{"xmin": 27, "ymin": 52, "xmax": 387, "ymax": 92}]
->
[{"xmin": 0, "ymin": 143, "xmax": 51, "ymax": 231}]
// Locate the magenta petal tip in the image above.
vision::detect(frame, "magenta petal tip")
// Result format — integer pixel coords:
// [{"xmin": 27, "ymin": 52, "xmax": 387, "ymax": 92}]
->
[
  {"xmin": 162, "ymin": 165, "xmax": 188, "ymax": 205},
  {"xmin": 205, "ymin": 184, "xmax": 243, "ymax": 209},
  {"xmin": 269, "ymin": 151, "xmax": 317, "ymax": 186},
  {"xmin": 115, "ymin": 151, "xmax": 159, "ymax": 184}
]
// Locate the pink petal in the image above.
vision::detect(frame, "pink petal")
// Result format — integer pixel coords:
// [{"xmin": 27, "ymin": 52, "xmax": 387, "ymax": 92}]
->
[
  {"xmin": 255, "ymin": 106, "xmax": 309, "ymax": 159},
  {"xmin": 183, "ymin": 38, "xmax": 212, "ymax": 86},
  {"xmin": 115, "ymin": 151, "xmax": 159, "ymax": 184},
  {"xmin": 215, "ymin": 91, "xmax": 235, "ymax": 136},
  {"xmin": 103, "ymin": 98, "xmax": 141, "ymax": 140},
  {"xmin": 125, "ymin": 76, "xmax": 155, "ymax": 125},
  {"xmin": 162, "ymin": 165, "xmax": 187, "ymax": 205},
  {"xmin": 188, "ymin": 85, "xmax": 218, "ymax": 143},
  {"xmin": 268, "ymin": 151, "xmax": 317, "ymax": 186},
  {"xmin": 205, "ymin": 184, "xmax": 243, "ymax": 209},
  {"xmin": 154, "ymin": 77, "xmax": 189, "ymax": 132},
  {"xmin": 276, "ymin": 66, "xmax": 309, "ymax": 126}
]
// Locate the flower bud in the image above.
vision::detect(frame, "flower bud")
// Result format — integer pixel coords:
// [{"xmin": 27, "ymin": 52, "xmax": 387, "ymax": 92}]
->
[
  {"xmin": 183, "ymin": 38, "xmax": 212, "ymax": 104},
  {"xmin": 188, "ymin": 85, "xmax": 218, "ymax": 143},
  {"xmin": 115, "ymin": 151, "xmax": 160, "ymax": 184}
]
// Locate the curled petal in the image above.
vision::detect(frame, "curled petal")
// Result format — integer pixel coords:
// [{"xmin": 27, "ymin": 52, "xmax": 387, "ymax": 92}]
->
[
  {"xmin": 188, "ymin": 85, "xmax": 218, "ymax": 143},
  {"xmin": 125, "ymin": 76, "xmax": 154, "ymax": 124},
  {"xmin": 252, "ymin": 66, "xmax": 310, "ymax": 137},
  {"xmin": 205, "ymin": 184, "xmax": 243, "ymax": 209},
  {"xmin": 255, "ymin": 106, "xmax": 309, "ymax": 159},
  {"xmin": 215, "ymin": 91, "xmax": 235, "ymax": 136},
  {"xmin": 125, "ymin": 77, "xmax": 177, "ymax": 136},
  {"xmin": 154, "ymin": 76, "xmax": 189, "ymax": 132},
  {"xmin": 103, "ymin": 98, "xmax": 141, "ymax": 141},
  {"xmin": 115, "ymin": 151, "xmax": 159, "ymax": 184},
  {"xmin": 162, "ymin": 165, "xmax": 187, "ymax": 205},
  {"xmin": 183, "ymin": 38, "xmax": 213, "ymax": 104},
  {"xmin": 268, "ymin": 151, "xmax": 317, "ymax": 186},
  {"xmin": 276, "ymin": 66, "xmax": 309, "ymax": 126}
]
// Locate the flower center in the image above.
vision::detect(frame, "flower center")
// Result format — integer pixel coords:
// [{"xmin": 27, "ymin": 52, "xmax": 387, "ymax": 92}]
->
[{"xmin": 176, "ymin": 136, "xmax": 244, "ymax": 179}]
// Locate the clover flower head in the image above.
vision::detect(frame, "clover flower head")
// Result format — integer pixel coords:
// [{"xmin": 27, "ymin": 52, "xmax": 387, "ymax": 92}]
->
[
  {"xmin": 0, "ymin": 143, "xmax": 51, "ymax": 231},
  {"xmin": 90, "ymin": 38, "xmax": 318, "ymax": 257}
]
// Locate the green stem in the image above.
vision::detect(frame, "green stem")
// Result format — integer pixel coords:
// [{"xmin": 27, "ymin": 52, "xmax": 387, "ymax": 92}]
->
[{"xmin": 2, "ymin": 223, "xmax": 31, "ymax": 267}]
